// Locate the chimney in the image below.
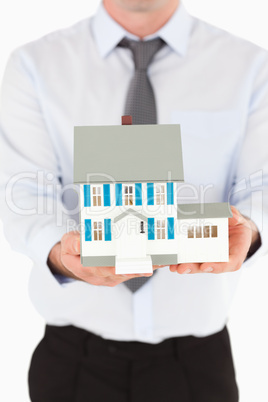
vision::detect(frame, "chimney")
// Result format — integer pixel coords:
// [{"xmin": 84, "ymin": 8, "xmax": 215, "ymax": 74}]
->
[{"xmin": 121, "ymin": 115, "xmax": 132, "ymax": 125}]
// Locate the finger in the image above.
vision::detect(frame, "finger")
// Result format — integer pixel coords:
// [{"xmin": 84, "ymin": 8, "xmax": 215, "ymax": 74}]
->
[
  {"xmin": 61, "ymin": 254, "xmax": 87, "ymax": 276},
  {"xmin": 229, "ymin": 205, "xmax": 247, "ymax": 227},
  {"xmin": 121, "ymin": 273, "xmax": 153, "ymax": 279},
  {"xmin": 200, "ymin": 254, "xmax": 243, "ymax": 274},
  {"xmin": 170, "ymin": 263, "xmax": 201, "ymax": 274},
  {"xmin": 73, "ymin": 263, "xmax": 117, "ymax": 280},
  {"xmin": 61, "ymin": 231, "xmax": 80, "ymax": 256}
]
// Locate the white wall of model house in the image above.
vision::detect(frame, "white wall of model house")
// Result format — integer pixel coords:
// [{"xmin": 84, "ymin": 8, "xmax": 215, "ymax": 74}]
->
[
  {"xmin": 176, "ymin": 218, "xmax": 229, "ymax": 263},
  {"xmin": 80, "ymin": 182, "xmax": 178, "ymax": 259},
  {"xmin": 80, "ymin": 182, "xmax": 229, "ymax": 267}
]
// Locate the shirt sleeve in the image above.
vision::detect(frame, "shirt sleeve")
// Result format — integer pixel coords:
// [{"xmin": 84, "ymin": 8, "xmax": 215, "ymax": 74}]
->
[
  {"xmin": 0, "ymin": 48, "xmax": 72, "ymax": 279},
  {"xmin": 230, "ymin": 50, "xmax": 268, "ymax": 266}
]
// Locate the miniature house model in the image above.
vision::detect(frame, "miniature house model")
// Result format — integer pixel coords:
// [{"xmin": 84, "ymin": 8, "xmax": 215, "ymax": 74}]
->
[{"xmin": 74, "ymin": 119, "xmax": 232, "ymax": 274}]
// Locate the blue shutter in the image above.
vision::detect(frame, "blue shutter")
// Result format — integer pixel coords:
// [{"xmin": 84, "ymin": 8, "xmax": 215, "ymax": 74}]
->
[
  {"xmin": 115, "ymin": 183, "xmax": 122, "ymax": 206},
  {"xmin": 85, "ymin": 219, "xmax": 92, "ymax": 241},
  {"xmin": 103, "ymin": 184, "xmax": 111, "ymax": 207},
  {"xmin": 167, "ymin": 217, "xmax": 175, "ymax": 240},
  {"xmin": 84, "ymin": 185, "xmax": 91, "ymax": 207},
  {"xmin": 148, "ymin": 218, "xmax": 155, "ymax": 240},
  {"xmin": 135, "ymin": 183, "xmax": 142, "ymax": 206},
  {"xmin": 147, "ymin": 183, "xmax": 154, "ymax": 205},
  {"xmin": 104, "ymin": 219, "xmax": 112, "ymax": 241},
  {"xmin": 167, "ymin": 183, "xmax": 174, "ymax": 205}
]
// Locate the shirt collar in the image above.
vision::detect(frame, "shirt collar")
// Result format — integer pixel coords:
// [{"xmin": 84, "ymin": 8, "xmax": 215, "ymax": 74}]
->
[{"xmin": 91, "ymin": 2, "xmax": 193, "ymax": 58}]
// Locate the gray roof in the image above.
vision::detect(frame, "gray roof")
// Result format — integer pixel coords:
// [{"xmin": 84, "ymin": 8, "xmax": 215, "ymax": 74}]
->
[
  {"xmin": 177, "ymin": 203, "xmax": 233, "ymax": 220},
  {"xmin": 74, "ymin": 124, "xmax": 184, "ymax": 184},
  {"xmin": 114, "ymin": 208, "xmax": 148, "ymax": 223}
]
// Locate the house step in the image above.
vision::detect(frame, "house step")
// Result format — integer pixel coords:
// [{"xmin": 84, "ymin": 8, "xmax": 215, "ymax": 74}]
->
[{"xmin": 115, "ymin": 256, "xmax": 153, "ymax": 274}]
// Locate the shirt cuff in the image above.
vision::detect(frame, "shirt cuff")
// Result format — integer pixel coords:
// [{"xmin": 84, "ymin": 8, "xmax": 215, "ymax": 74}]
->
[{"xmin": 53, "ymin": 274, "xmax": 76, "ymax": 285}]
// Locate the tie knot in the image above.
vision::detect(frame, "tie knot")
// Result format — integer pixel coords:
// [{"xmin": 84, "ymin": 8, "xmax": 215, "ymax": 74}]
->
[{"xmin": 118, "ymin": 37, "xmax": 165, "ymax": 70}]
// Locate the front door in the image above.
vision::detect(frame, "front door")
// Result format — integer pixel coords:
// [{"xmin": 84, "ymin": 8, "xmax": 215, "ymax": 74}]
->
[{"xmin": 116, "ymin": 215, "xmax": 147, "ymax": 259}]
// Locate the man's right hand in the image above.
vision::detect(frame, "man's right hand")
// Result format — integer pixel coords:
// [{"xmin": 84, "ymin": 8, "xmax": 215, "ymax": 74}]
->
[{"xmin": 47, "ymin": 231, "xmax": 153, "ymax": 287}]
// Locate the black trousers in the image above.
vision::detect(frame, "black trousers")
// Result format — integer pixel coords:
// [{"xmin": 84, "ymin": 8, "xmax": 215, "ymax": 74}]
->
[{"xmin": 28, "ymin": 325, "xmax": 239, "ymax": 402}]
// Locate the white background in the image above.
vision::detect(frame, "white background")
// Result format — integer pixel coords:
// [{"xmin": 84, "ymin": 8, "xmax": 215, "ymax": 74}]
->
[{"xmin": 0, "ymin": 1, "xmax": 268, "ymax": 401}]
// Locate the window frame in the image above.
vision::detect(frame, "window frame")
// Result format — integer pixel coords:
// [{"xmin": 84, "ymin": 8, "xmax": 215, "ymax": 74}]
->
[
  {"xmin": 155, "ymin": 183, "xmax": 166, "ymax": 205},
  {"xmin": 156, "ymin": 218, "xmax": 166, "ymax": 240},
  {"xmin": 91, "ymin": 185, "xmax": 103, "ymax": 207},
  {"xmin": 123, "ymin": 184, "xmax": 134, "ymax": 206},
  {"xmin": 92, "ymin": 220, "xmax": 103, "ymax": 241},
  {"xmin": 187, "ymin": 224, "xmax": 218, "ymax": 239}
]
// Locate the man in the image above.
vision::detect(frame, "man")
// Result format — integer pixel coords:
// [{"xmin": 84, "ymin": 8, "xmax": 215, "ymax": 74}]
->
[{"xmin": 0, "ymin": 0, "xmax": 267, "ymax": 401}]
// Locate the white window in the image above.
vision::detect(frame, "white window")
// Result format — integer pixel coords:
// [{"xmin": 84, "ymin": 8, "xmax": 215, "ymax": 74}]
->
[
  {"xmin": 156, "ymin": 219, "xmax": 166, "ymax": 239},
  {"xmin": 92, "ymin": 185, "xmax": 102, "ymax": 207},
  {"xmin": 187, "ymin": 225, "xmax": 218, "ymax": 239},
  {"xmin": 155, "ymin": 184, "xmax": 166, "ymax": 205},
  {"xmin": 93, "ymin": 221, "xmax": 103, "ymax": 241},
  {"xmin": 123, "ymin": 184, "xmax": 134, "ymax": 206}
]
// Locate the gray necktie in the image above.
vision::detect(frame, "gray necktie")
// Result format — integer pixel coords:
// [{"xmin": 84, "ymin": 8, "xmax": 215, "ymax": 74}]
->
[
  {"xmin": 118, "ymin": 37, "xmax": 165, "ymax": 292},
  {"xmin": 119, "ymin": 37, "xmax": 165, "ymax": 124}
]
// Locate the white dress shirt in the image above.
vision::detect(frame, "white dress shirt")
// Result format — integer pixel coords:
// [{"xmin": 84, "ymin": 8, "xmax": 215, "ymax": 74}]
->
[{"xmin": 0, "ymin": 3, "xmax": 268, "ymax": 343}]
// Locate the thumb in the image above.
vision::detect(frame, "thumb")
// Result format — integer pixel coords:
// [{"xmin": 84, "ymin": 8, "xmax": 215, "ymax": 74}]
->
[
  {"xmin": 61, "ymin": 231, "xmax": 81, "ymax": 255},
  {"xmin": 229, "ymin": 205, "xmax": 246, "ymax": 227}
]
